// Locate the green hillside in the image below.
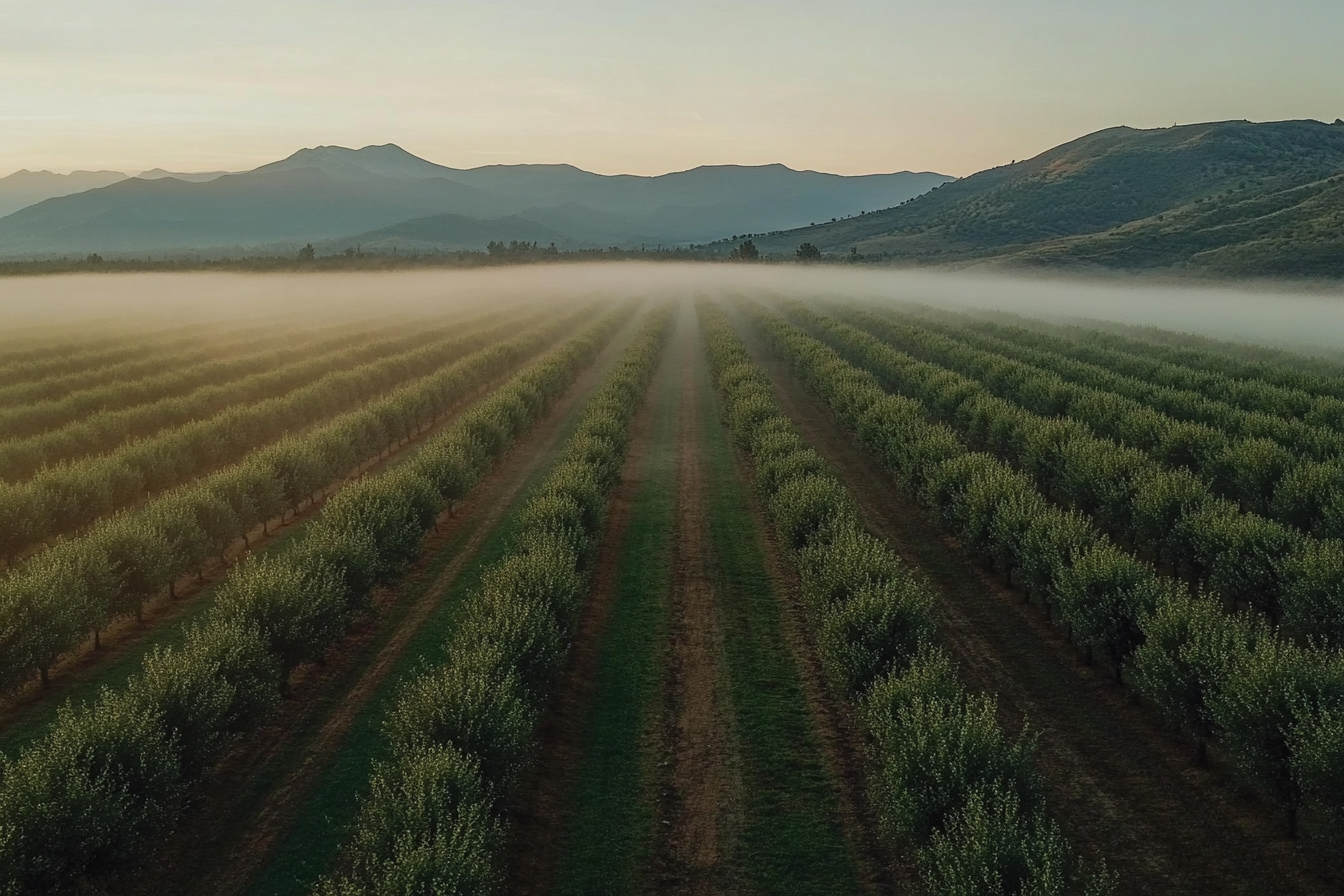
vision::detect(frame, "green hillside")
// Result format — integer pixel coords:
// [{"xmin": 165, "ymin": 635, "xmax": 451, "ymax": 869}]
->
[{"xmin": 752, "ymin": 119, "xmax": 1344, "ymax": 276}]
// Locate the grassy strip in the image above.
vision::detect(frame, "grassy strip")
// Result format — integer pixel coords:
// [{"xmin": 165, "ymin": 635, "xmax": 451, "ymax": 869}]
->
[
  {"xmin": 694, "ymin": 329, "xmax": 866, "ymax": 895},
  {"xmin": 549, "ymin": 322, "xmax": 679, "ymax": 896}
]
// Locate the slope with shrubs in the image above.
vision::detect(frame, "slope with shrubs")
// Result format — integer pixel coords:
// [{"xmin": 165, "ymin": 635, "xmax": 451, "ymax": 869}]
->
[
  {"xmin": 316, "ymin": 310, "xmax": 671, "ymax": 896},
  {"xmin": 704, "ymin": 305, "xmax": 1111, "ymax": 896},
  {"xmin": 0, "ymin": 306, "xmax": 637, "ymax": 895}
]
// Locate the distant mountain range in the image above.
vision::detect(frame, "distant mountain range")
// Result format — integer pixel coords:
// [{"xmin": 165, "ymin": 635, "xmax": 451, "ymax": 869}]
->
[
  {"xmin": 749, "ymin": 119, "xmax": 1344, "ymax": 277},
  {"xmin": 0, "ymin": 146, "xmax": 951, "ymax": 257}
]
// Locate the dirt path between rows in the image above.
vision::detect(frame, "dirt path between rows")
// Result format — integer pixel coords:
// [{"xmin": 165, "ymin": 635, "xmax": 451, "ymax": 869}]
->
[
  {"xmin": 0, "ymin": 315, "xmax": 572, "ymax": 738},
  {"xmin": 652, "ymin": 312, "xmax": 743, "ymax": 896},
  {"xmin": 736, "ymin": 314, "xmax": 1340, "ymax": 896},
  {"xmin": 502, "ymin": 307, "xmax": 676, "ymax": 896},
  {"xmin": 111, "ymin": 308, "xmax": 649, "ymax": 896}
]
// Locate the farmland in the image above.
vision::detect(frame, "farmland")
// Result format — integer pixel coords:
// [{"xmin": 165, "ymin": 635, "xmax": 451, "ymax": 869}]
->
[{"xmin": 2, "ymin": 269, "xmax": 1344, "ymax": 896}]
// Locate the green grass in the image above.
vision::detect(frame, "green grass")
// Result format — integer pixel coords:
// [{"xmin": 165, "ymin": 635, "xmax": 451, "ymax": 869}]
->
[
  {"xmin": 550, "ymin": 337, "xmax": 679, "ymax": 896},
  {"xmin": 694, "ymin": 340, "xmax": 865, "ymax": 896}
]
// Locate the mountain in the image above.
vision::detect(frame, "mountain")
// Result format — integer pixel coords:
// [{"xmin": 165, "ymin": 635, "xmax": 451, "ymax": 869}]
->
[
  {"xmin": 749, "ymin": 119, "xmax": 1344, "ymax": 276},
  {"xmin": 137, "ymin": 169, "xmax": 234, "ymax": 183},
  {"xmin": 0, "ymin": 169, "xmax": 128, "ymax": 218},
  {"xmin": 0, "ymin": 144, "xmax": 952, "ymax": 257}
]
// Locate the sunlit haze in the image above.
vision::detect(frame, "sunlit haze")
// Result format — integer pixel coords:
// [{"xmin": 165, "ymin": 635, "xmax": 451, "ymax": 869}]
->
[{"xmin": 4, "ymin": 0, "xmax": 1341, "ymax": 177}]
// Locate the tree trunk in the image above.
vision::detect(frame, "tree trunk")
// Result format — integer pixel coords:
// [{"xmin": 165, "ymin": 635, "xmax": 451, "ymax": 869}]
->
[
  {"xmin": 1286, "ymin": 801, "xmax": 1299, "ymax": 839},
  {"xmin": 94, "ymin": 629, "xmax": 101, "ymax": 650},
  {"xmin": 39, "ymin": 665, "xmax": 49, "ymax": 688},
  {"xmin": 1195, "ymin": 738, "xmax": 1207, "ymax": 767}
]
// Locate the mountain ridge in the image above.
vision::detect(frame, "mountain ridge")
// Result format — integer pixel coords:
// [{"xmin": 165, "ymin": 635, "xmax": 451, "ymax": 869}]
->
[{"xmin": 0, "ymin": 146, "xmax": 951, "ymax": 257}]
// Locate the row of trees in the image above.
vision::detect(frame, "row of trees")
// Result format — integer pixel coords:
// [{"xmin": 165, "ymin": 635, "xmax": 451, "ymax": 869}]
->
[
  {"xmin": 758, "ymin": 309, "xmax": 1344, "ymax": 837},
  {"xmin": 0, "ymin": 306, "xmax": 604, "ymax": 697},
  {"xmin": 939, "ymin": 311, "xmax": 1344, "ymax": 426},
  {"xmin": 898, "ymin": 309, "xmax": 1344, "ymax": 451},
  {"xmin": 795, "ymin": 307, "xmax": 1344, "ymax": 643},
  {"xmin": 0, "ymin": 320, "xmax": 290, "ymax": 410},
  {"xmin": 966, "ymin": 311, "xmax": 1344, "ymax": 402},
  {"xmin": 853, "ymin": 307, "xmax": 1344, "ymax": 471},
  {"xmin": 0, "ymin": 305, "xmax": 634, "ymax": 894},
  {"xmin": 833, "ymin": 307, "xmax": 1344, "ymax": 541},
  {"xmin": 704, "ymin": 306, "xmax": 1112, "ymax": 895},
  {"xmin": 0, "ymin": 322, "xmax": 218, "ymax": 396},
  {"xmin": 318, "ymin": 310, "xmax": 671, "ymax": 895},
  {"xmin": 0, "ymin": 309, "xmax": 533, "ymax": 563},
  {"xmin": 0, "ymin": 316, "xmax": 488, "ymax": 483},
  {"xmin": 0, "ymin": 319, "xmax": 384, "ymax": 442}
]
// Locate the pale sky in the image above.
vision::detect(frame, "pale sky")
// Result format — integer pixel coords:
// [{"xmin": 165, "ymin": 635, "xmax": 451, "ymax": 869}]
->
[{"xmin": 2, "ymin": 0, "xmax": 1341, "ymax": 178}]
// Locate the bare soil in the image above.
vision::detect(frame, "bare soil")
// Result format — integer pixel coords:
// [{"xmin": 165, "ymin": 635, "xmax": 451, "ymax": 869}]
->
[
  {"xmin": 651, "ymin": 315, "xmax": 745, "ymax": 896},
  {"xmin": 739, "ymin": 319, "xmax": 1342, "ymax": 896}
]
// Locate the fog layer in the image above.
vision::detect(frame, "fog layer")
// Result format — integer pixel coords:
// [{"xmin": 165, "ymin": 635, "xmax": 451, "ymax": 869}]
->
[{"xmin": 1, "ymin": 265, "xmax": 1341, "ymax": 353}]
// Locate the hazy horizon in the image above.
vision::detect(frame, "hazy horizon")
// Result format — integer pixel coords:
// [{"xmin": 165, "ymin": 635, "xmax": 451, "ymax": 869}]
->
[{"xmin": 5, "ymin": 0, "xmax": 1341, "ymax": 179}]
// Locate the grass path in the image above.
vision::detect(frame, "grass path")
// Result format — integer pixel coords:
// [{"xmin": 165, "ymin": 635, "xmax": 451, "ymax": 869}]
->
[{"xmin": 677, "ymin": 305, "xmax": 864, "ymax": 896}]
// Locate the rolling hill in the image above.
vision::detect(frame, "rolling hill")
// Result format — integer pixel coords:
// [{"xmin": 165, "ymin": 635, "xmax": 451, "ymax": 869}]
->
[
  {"xmin": 0, "ymin": 170, "xmax": 128, "ymax": 218},
  {"xmin": 0, "ymin": 145, "xmax": 951, "ymax": 257},
  {"xmin": 750, "ymin": 119, "xmax": 1344, "ymax": 276}
]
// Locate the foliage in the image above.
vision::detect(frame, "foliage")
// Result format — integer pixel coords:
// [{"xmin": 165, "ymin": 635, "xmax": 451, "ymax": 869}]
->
[
  {"xmin": 318, "ymin": 310, "xmax": 671, "ymax": 894},
  {"xmin": 754, "ymin": 300, "xmax": 1344, "ymax": 835},
  {"xmin": 702, "ymin": 305, "xmax": 1104, "ymax": 894},
  {"xmin": 0, "ymin": 306, "xmax": 637, "ymax": 893}
]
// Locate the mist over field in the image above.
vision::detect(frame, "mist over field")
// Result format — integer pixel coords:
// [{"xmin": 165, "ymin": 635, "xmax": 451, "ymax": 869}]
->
[{"xmin": 3, "ymin": 264, "xmax": 1342, "ymax": 353}]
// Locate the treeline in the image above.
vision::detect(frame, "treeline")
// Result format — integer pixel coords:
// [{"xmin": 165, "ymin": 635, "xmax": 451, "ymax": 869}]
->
[
  {"xmin": 704, "ymin": 306, "xmax": 1112, "ymax": 895},
  {"xmin": 318, "ymin": 309, "xmax": 671, "ymax": 895},
  {"xmin": 0, "ymin": 306, "xmax": 597, "ymax": 697},
  {"xmin": 0, "ymin": 245, "xmax": 720, "ymax": 278},
  {"xmin": 756, "ymin": 306, "xmax": 1344, "ymax": 837},
  {"xmin": 0, "ymin": 305, "xmax": 632, "ymax": 893}
]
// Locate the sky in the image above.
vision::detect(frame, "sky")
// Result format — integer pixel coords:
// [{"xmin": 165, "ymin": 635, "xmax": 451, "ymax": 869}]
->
[{"xmin": 2, "ymin": 0, "xmax": 1341, "ymax": 179}]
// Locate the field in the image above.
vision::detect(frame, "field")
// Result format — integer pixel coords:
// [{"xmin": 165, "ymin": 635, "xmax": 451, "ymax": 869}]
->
[{"xmin": 4, "ymin": 268, "xmax": 1344, "ymax": 896}]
